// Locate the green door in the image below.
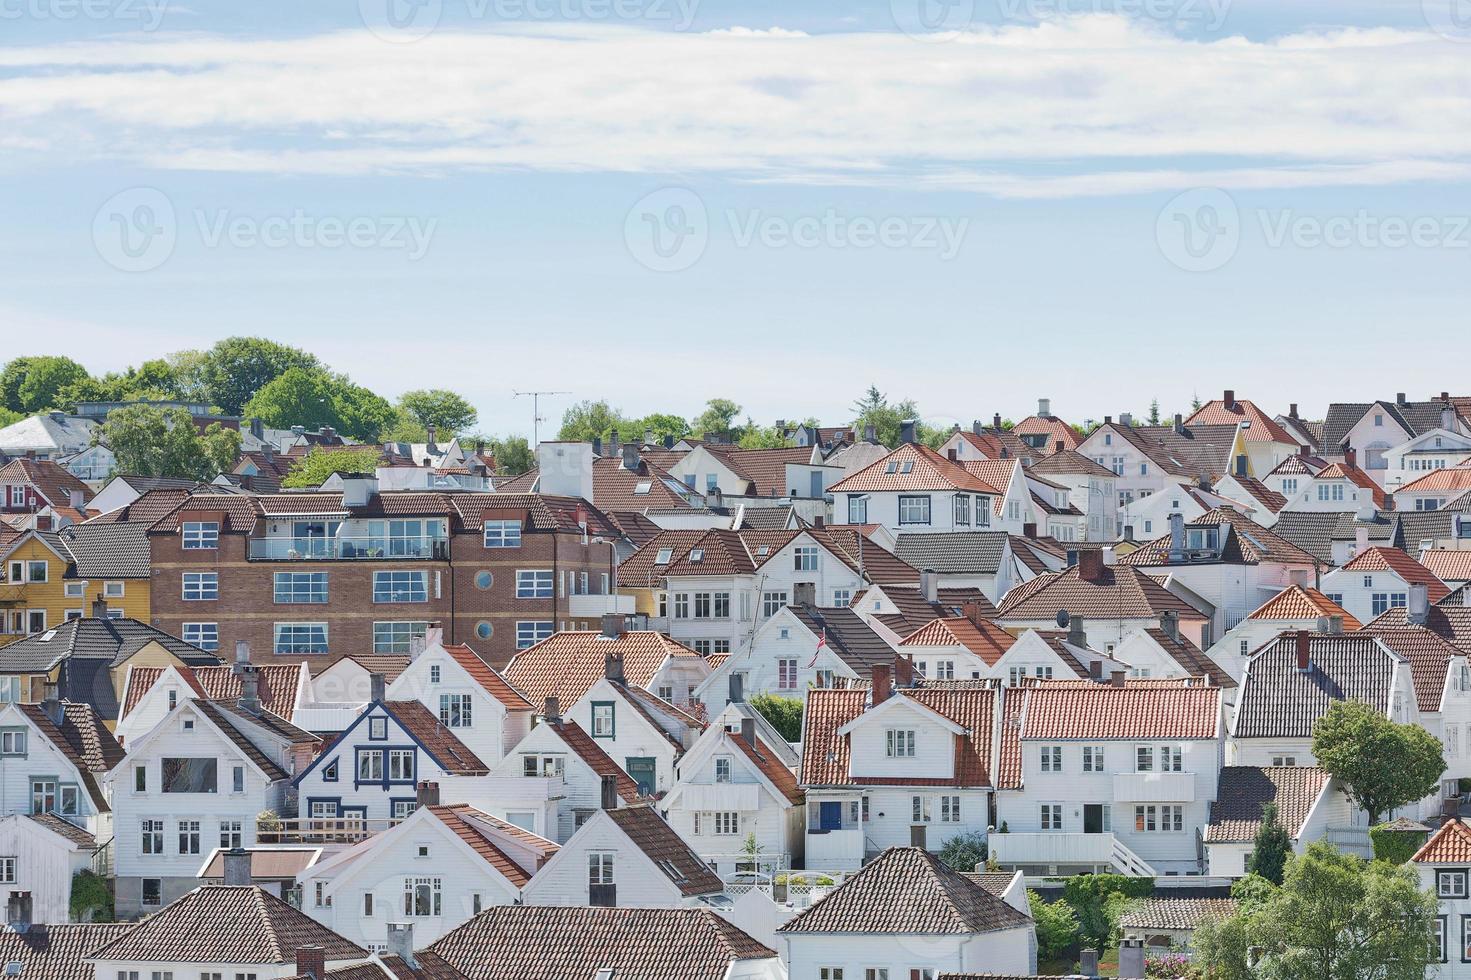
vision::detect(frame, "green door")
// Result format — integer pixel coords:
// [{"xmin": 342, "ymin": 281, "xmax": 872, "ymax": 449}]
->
[{"xmin": 626, "ymin": 757, "xmax": 656, "ymax": 796}]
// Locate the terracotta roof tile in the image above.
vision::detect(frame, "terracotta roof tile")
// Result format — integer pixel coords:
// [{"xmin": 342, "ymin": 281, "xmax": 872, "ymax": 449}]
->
[
  {"xmin": 1249, "ymin": 585, "xmax": 1362, "ymax": 629},
  {"xmin": 1342, "ymin": 547, "xmax": 1451, "ymax": 601},
  {"xmin": 429, "ymin": 804, "xmax": 557, "ymax": 887},
  {"xmin": 801, "ymin": 686, "xmax": 996, "ymax": 788},
  {"xmin": 1119, "ymin": 508, "xmax": 1317, "ymax": 567},
  {"xmin": 1011, "ymin": 415, "xmax": 1082, "ymax": 452},
  {"xmin": 385, "ymin": 700, "xmax": 489, "ymax": 774},
  {"xmin": 0, "ymin": 923, "xmax": 131, "ymax": 980},
  {"xmin": 996, "ymin": 563, "xmax": 1205, "ymax": 621},
  {"xmin": 442, "ymin": 644, "xmax": 534, "ymax": 710},
  {"xmin": 1413, "ymin": 819, "xmax": 1471, "ymax": 863},
  {"xmin": 1422, "ymin": 550, "xmax": 1471, "ymax": 583},
  {"xmin": 1187, "ymin": 398, "xmax": 1296, "ymax": 444},
  {"xmin": 1120, "ymin": 897, "xmax": 1239, "ymax": 931},
  {"xmin": 900, "ymin": 617, "xmax": 1016, "ymax": 666},
  {"xmin": 503, "ymin": 631, "xmax": 702, "ymax": 707},
  {"xmin": 1363, "ymin": 625, "xmax": 1466, "ymax": 713},
  {"xmin": 828, "ymin": 443, "xmax": 1000, "ymax": 495},
  {"xmin": 731, "ymin": 732, "xmax": 803, "ymax": 805},
  {"xmin": 1314, "ymin": 461, "xmax": 1387, "ymax": 508},
  {"xmin": 1021, "ymin": 684, "xmax": 1220, "ymax": 740},
  {"xmin": 1144, "ymin": 628, "xmax": 1237, "ymax": 688},
  {"xmin": 549, "ymin": 720, "xmax": 646, "ymax": 803},
  {"xmin": 0, "ymin": 457, "xmax": 93, "ymax": 510},
  {"xmin": 1398, "ymin": 465, "xmax": 1471, "ymax": 495}
]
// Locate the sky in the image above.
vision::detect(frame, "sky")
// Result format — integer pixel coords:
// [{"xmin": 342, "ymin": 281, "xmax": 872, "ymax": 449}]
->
[{"xmin": 2, "ymin": 0, "xmax": 1470, "ymax": 440}]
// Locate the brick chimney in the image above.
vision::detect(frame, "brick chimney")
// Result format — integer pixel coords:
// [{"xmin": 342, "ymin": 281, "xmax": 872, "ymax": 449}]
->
[
  {"xmin": 1022, "ymin": 522, "xmax": 1037, "ymax": 539},
  {"xmin": 871, "ymin": 664, "xmax": 892, "ymax": 706},
  {"xmin": 1223, "ymin": 390, "xmax": 1236, "ymax": 411},
  {"xmin": 1345, "ymin": 448, "xmax": 1358, "ymax": 469},
  {"xmin": 223, "ymin": 847, "xmax": 253, "ymax": 887},
  {"xmin": 1295, "ymin": 631, "xmax": 1311, "ymax": 673},
  {"xmin": 416, "ymin": 780, "xmax": 440, "ymax": 808},
  {"xmin": 604, "ymin": 648, "xmax": 625, "ymax": 684},
  {"xmin": 543, "ymin": 696, "xmax": 560, "ymax": 723},
  {"xmin": 1077, "ymin": 548, "xmax": 1105, "ymax": 583},
  {"xmin": 962, "ymin": 601, "xmax": 984, "ymax": 626},
  {"xmin": 295, "ymin": 947, "xmax": 325, "ymax": 980},
  {"xmin": 894, "ymin": 655, "xmax": 915, "ymax": 688}
]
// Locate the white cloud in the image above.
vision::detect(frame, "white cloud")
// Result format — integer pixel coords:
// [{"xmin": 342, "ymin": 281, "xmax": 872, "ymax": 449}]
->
[{"xmin": 0, "ymin": 16, "xmax": 1468, "ymax": 196}]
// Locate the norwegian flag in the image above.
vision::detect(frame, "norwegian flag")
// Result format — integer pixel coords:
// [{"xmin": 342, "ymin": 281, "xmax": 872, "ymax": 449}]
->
[{"xmin": 805, "ymin": 628, "xmax": 827, "ymax": 669}]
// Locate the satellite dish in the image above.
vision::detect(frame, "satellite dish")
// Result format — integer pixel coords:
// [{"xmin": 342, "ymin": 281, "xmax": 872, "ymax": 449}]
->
[{"xmin": 1055, "ymin": 610, "xmax": 1070, "ymax": 629}]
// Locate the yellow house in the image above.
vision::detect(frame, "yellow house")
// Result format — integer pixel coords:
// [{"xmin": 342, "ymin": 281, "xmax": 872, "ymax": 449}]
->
[
  {"xmin": 1, "ymin": 531, "xmax": 76, "ymax": 645},
  {"xmin": 0, "ymin": 525, "xmax": 150, "ymax": 646}
]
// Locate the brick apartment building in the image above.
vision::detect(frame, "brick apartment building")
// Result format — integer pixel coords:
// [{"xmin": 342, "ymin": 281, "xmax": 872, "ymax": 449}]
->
[{"xmin": 145, "ymin": 478, "xmax": 624, "ymax": 667}]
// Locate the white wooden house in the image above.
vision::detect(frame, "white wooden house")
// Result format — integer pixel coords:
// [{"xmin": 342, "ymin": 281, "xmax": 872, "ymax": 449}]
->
[
  {"xmin": 0, "ymin": 697, "xmax": 120, "ymax": 842},
  {"xmin": 1413, "ymin": 818, "xmax": 1471, "ymax": 976},
  {"xmin": 568, "ymin": 670, "xmax": 704, "ymax": 797},
  {"xmin": 0, "ymin": 812, "xmax": 98, "ymax": 924}
]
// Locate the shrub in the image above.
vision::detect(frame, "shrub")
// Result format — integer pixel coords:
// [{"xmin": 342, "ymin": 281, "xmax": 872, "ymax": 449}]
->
[
  {"xmin": 1030, "ymin": 889, "xmax": 1080, "ymax": 960},
  {"xmin": 1369, "ymin": 822, "xmax": 1428, "ymax": 865},
  {"xmin": 70, "ymin": 870, "xmax": 113, "ymax": 922},
  {"xmin": 747, "ymin": 694, "xmax": 802, "ymax": 743},
  {"xmin": 937, "ymin": 831, "xmax": 987, "ymax": 871}
]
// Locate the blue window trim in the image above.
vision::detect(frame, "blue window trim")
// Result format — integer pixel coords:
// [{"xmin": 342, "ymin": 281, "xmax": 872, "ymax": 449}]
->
[
  {"xmin": 590, "ymin": 701, "xmax": 616, "ymax": 739},
  {"xmin": 369, "ymin": 717, "xmax": 388, "ymax": 741},
  {"xmin": 306, "ymin": 796, "xmax": 342, "ymax": 817},
  {"xmin": 354, "ymin": 745, "xmax": 417, "ymax": 789},
  {"xmin": 390, "ymin": 796, "xmax": 419, "ymax": 819},
  {"xmin": 340, "ymin": 804, "xmax": 368, "ymax": 821},
  {"xmin": 322, "ymin": 757, "xmax": 339, "ymax": 782},
  {"xmin": 293, "ymin": 703, "xmax": 451, "ymax": 787}
]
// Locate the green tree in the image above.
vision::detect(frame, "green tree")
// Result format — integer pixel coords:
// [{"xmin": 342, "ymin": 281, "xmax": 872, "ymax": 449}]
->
[
  {"xmin": 378, "ymin": 407, "xmax": 429, "ymax": 445},
  {"xmin": 692, "ymin": 398, "xmax": 742, "ymax": 438},
  {"xmin": 748, "ymin": 693, "xmax": 802, "ymax": 742},
  {"xmin": 201, "ymin": 337, "xmax": 320, "ymax": 415},
  {"xmin": 625, "ymin": 412, "xmax": 691, "ymax": 444},
  {"xmin": 558, "ymin": 400, "xmax": 630, "ymax": 443},
  {"xmin": 70, "ymin": 870, "xmax": 114, "ymax": 922},
  {"xmin": 1311, "ymin": 699, "xmax": 1445, "ymax": 824},
  {"xmin": 166, "ymin": 349, "xmax": 212, "ymax": 403},
  {"xmin": 0, "ymin": 356, "xmax": 90, "ymax": 413},
  {"xmin": 1199, "ymin": 842, "xmax": 1437, "ymax": 980},
  {"xmin": 0, "ymin": 407, "xmax": 25, "ymax": 429},
  {"xmin": 489, "ymin": 436, "xmax": 534, "ymax": 476},
  {"xmin": 243, "ymin": 368, "xmax": 396, "ymax": 442},
  {"xmin": 849, "ymin": 385, "xmax": 941, "ymax": 448},
  {"xmin": 936, "ymin": 831, "xmax": 987, "ymax": 872},
  {"xmin": 1147, "ymin": 398, "xmax": 1162, "ymax": 426},
  {"xmin": 398, "ymin": 389, "xmax": 478, "ymax": 434},
  {"xmin": 1029, "ymin": 890, "xmax": 1080, "ymax": 961},
  {"xmin": 101, "ymin": 404, "xmax": 241, "ymax": 481},
  {"xmin": 1062, "ymin": 875, "xmax": 1152, "ymax": 953},
  {"xmin": 737, "ymin": 420, "xmax": 795, "ymax": 449},
  {"xmin": 57, "ymin": 358, "xmax": 182, "ymax": 408},
  {"xmin": 281, "ymin": 447, "xmax": 385, "ymax": 488},
  {"xmin": 1247, "ymin": 802, "xmax": 1293, "ymax": 885}
]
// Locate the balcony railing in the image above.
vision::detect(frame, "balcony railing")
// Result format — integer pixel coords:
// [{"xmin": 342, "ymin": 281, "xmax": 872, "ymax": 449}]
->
[
  {"xmin": 257, "ymin": 816, "xmax": 402, "ymax": 844},
  {"xmin": 1113, "ymin": 770, "xmax": 1197, "ymax": 803},
  {"xmin": 247, "ymin": 535, "xmax": 448, "ymax": 561},
  {"xmin": 989, "ymin": 831, "xmax": 1157, "ymax": 877}
]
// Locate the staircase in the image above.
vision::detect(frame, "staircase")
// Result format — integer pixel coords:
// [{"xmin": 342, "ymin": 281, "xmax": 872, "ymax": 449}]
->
[{"xmin": 1109, "ymin": 836, "xmax": 1158, "ymax": 877}]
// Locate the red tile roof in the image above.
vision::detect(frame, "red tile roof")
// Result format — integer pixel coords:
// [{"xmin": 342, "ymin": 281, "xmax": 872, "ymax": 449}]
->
[
  {"xmin": 996, "ymin": 563, "xmax": 1205, "ymax": 621},
  {"xmin": 502, "ymin": 631, "xmax": 702, "ymax": 707},
  {"xmin": 386, "ymin": 700, "xmax": 489, "ymax": 775},
  {"xmin": 1413, "ymin": 819, "xmax": 1471, "ymax": 863},
  {"xmin": 550, "ymin": 720, "xmax": 646, "ymax": 803},
  {"xmin": 606, "ymin": 805, "xmax": 725, "ymax": 896},
  {"xmin": 1020, "ymin": 684, "xmax": 1220, "ymax": 740},
  {"xmin": 0, "ymin": 457, "xmax": 93, "ymax": 510},
  {"xmin": 428, "ymin": 804, "xmax": 557, "ymax": 887},
  {"xmin": 1397, "ymin": 465, "xmax": 1471, "ymax": 495},
  {"xmin": 1314, "ymin": 461, "xmax": 1387, "ymax": 508},
  {"xmin": 1342, "ymin": 546, "xmax": 1451, "ymax": 602},
  {"xmin": 1187, "ymin": 397, "xmax": 1297, "ymax": 445},
  {"xmin": 1205, "ymin": 766, "xmax": 1332, "ymax": 843},
  {"xmin": 1422, "ymin": 550, "xmax": 1471, "ymax": 583},
  {"xmin": 731, "ymin": 732, "xmax": 803, "ymax": 805},
  {"xmin": 828, "ymin": 443, "xmax": 1000, "ymax": 495},
  {"xmin": 1011, "ymin": 415, "xmax": 1082, "ymax": 452},
  {"xmin": 801, "ymin": 686, "xmax": 996, "ymax": 788},
  {"xmin": 1249, "ymin": 585, "xmax": 1362, "ymax": 629},
  {"xmin": 442, "ymin": 644, "xmax": 534, "ymax": 710},
  {"xmin": 899, "ymin": 617, "xmax": 1016, "ymax": 666}
]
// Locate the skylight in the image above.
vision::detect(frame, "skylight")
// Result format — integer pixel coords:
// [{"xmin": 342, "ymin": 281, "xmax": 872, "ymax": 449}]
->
[
  {"xmin": 756, "ymin": 546, "xmax": 770, "ymax": 556},
  {"xmin": 899, "ymin": 461, "xmax": 914, "ymax": 473},
  {"xmin": 884, "ymin": 461, "xmax": 898, "ymax": 474},
  {"xmin": 689, "ymin": 548, "xmax": 705, "ymax": 562},
  {"xmin": 654, "ymin": 548, "xmax": 673, "ymax": 565},
  {"xmin": 633, "ymin": 481, "xmax": 652, "ymax": 495}
]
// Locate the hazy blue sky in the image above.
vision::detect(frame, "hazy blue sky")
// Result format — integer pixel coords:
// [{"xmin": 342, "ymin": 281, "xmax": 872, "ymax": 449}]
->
[{"xmin": 2, "ymin": 0, "xmax": 1469, "ymax": 438}]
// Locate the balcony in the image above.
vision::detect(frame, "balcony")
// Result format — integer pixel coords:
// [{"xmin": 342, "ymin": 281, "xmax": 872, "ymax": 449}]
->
[
  {"xmin": 567, "ymin": 593, "xmax": 636, "ymax": 618},
  {"xmin": 247, "ymin": 535, "xmax": 448, "ymax": 561},
  {"xmin": 1113, "ymin": 771, "xmax": 1197, "ymax": 803},
  {"xmin": 805, "ymin": 827, "xmax": 864, "ymax": 871},
  {"xmin": 989, "ymin": 832, "xmax": 1156, "ymax": 876},
  {"xmin": 256, "ymin": 816, "xmax": 401, "ymax": 844}
]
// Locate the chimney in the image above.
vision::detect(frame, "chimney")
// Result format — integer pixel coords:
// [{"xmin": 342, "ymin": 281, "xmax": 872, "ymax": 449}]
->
[
  {"xmin": 1077, "ymin": 549, "xmax": 1105, "ymax": 583},
  {"xmin": 740, "ymin": 716, "xmax": 756, "ymax": 749},
  {"xmin": 601, "ymin": 614, "xmax": 625, "ymax": 640},
  {"xmin": 425, "ymin": 623, "xmax": 443, "ymax": 649},
  {"xmin": 1068, "ymin": 613, "xmax": 1086, "ymax": 649},
  {"xmin": 899, "ymin": 419, "xmax": 917, "ymax": 445},
  {"xmin": 600, "ymin": 773, "xmax": 618, "ymax": 810},
  {"xmin": 919, "ymin": 569, "xmax": 939, "ymax": 603},
  {"xmin": 69, "ymin": 489, "xmax": 85, "ymax": 511},
  {"xmin": 1316, "ymin": 615, "xmax": 1330, "ymax": 633},
  {"xmin": 1355, "ymin": 526, "xmax": 1369, "ymax": 554},
  {"xmin": 40, "ymin": 682, "xmax": 62, "ymax": 725},
  {"xmin": 1110, "ymin": 668, "xmax": 1125, "ymax": 688},
  {"xmin": 1054, "ymin": 440, "xmax": 1064, "ymax": 454},
  {"xmin": 1444, "ymin": 404, "xmax": 1458, "ymax": 431},
  {"xmin": 793, "ymin": 582, "xmax": 816, "ymax": 607},
  {"xmin": 409, "ymin": 634, "xmax": 427, "ymax": 659},
  {"xmin": 608, "ymin": 428, "xmax": 620, "ymax": 456},
  {"xmin": 663, "ymin": 434, "xmax": 675, "ymax": 449},
  {"xmin": 1328, "ymin": 615, "xmax": 1344, "ymax": 635},
  {"xmin": 864, "ymin": 423, "xmax": 877, "ymax": 443},
  {"xmin": 1408, "ymin": 582, "xmax": 1430, "ymax": 626},
  {"xmin": 871, "ymin": 664, "xmax": 892, "ymax": 706},
  {"xmin": 369, "ymin": 672, "xmax": 386, "ymax": 704},
  {"xmin": 1167, "ymin": 512, "xmax": 1185, "ymax": 563},
  {"xmin": 1104, "ymin": 416, "xmax": 1113, "ymax": 426},
  {"xmin": 425, "ymin": 425, "xmax": 438, "ymax": 454},
  {"xmin": 1345, "ymin": 447, "xmax": 1358, "ymax": 469},
  {"xmin": 604, "ymin": 648, "xmax": 625, "ymax": 684},
  {"xmin": 1224, "ymin": 390, "xmax": 1236, "ymax": 411},
  {"xmin": 416, "ymin": 780, "xmax": 440, "ymax": 808},
  {"xmin": 621, "ymin": 443, "xmax": 639, "ymax": 471},
  {"xmin": 728, "ymin": 673, "xmax": 744, "ymax": 704},
  {"xmin": 223, "ymin": 846, "xmax": 253, "ymax": 887},
  {"xmin": 1289, "ymin": 403, "xmax": 1298, "ymax": 419},
  {"xmin": 993, "ymin": 413, "xmax": 1003, "ymax": 430},
  {"xmin": 1119, "ymin": 412, "xmax": 1132, "ymax": 427},
  {"xmin": 1118, "ymin": 938, "xmax": 1146, "ymax": 979},
  {"xmin": 33, "ymin": 514, "xmax": 50, "ymax": 532},
  {"xmin": 1088, "ymin": 659, "xmax": 1103, "ymax": 681},
  {"xmin": 1289, "ymin": 568, "xmax": 1308, "ymax": 588},
  {"xmin": 233, "ymin": 641, "xmax": 251, "ymax": 672},
  {"xmin": 385, "ymin": 922, "xmax": 418, "ymax": 970},
  {"xmin": 1079, "ymin": 949, "xmax": 1101, "ymax": 977},
  {"xmin": 294, "ymin": 947, "xmax": 325, "ymax": 980},
  {"xmin": 90, "ymin": 597, "xmax": 108, "ymax": 619},
  {"xmin": 249, "ymin": 417, "xmax": 265, "ymax": 439},
  {"xmin": 1038, "ymin": 398, "xmax": 1051, "ymax": 418},
  {"xmin": 1173, "ymin": 413, "xmax": 1184, "ymax": 434},
  {"xmin": 592, "ymin": 436, "xmax": 602, "ymax": 457},
  {"xmin": 1396, "ymin": 392, "xmax": 1407, "ymax": 406},
  {"xmin": 1160, "ymin": 609, "xmax": 1179, "ymax": 641},
  {"xmin": 543, "ymin": 696, "xmax": 560, "ymax": 723},
  {"xmin": 1295, "ymin": 630, "xmax": 1311, "ymax": 672},
  {"xmin": 910, "ymin": 824, "xmax": 927, "ymax": 849},
  {"xmin": 894, "ymin": 655, "xmax": 915, "ymax": 688},
  {"xmin": 237, "ymin": 666, "xmax": 261, "ymax": 716},
  {"xmin": 1022, "ymin": 522, "xmax": 1037, "ymax": 539},
  {"xmin": 1123, "ymin": 525, "xmax": 1135, "ymax": 543},
  {"xmin": 962, "ymin": 601, "xmax": 984, "ymax": 626},
  {"xmin": 947, "ymin": 448, "xmax": 958, "ymax": 462}
]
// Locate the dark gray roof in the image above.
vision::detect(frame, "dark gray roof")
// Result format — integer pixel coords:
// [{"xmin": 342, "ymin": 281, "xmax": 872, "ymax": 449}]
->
[
  {"xmin": 1270, "ymin": 511, "xmax": 1401, "ymax": 564},
  {"xmin": 60, "ymin": 521, "xmax": 151, "ymax": 578},
  {"xmin": 113, "ymin": 474, "xmax": 202, "ymax": 493},
  {"xmin": 789, "ymin": 605, "xmax": 899, "ymax": 677},
  {"xmin": 735, "ymin": 506, "xmax": 793, "ymax": 530},
  {"xmin": 1111, "ymin": 422, "xmax": 1240, "ymax": 481},
  {"xmin": 893, "ymin": 531, "xmax": 1009, "ymax": 574},
  {"xmin": 1233, "ymin": 634, "xmax": 1395, "ymax": 739},
  {"xmin": 0, "ymin": 923, "xmax": 132, "ymax": 980},
  {"xmin": 0, "ymin": 617, "xmax": 218, "ymax": 673},
  {"xmin": 1323, "ymin": 399, "xmax": 1463, "ymax": 451},
  {"xmin": 1205, "ymin": 766, "xmax": 1332, "ymax": 842}
]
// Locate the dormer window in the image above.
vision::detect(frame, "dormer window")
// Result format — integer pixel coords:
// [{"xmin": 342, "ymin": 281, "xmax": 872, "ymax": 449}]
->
[
  {"xmin": 885, "ymin": 729, "xmax": 916, "ymax": 758},
  {"xmin": 899, "ymin": 461, "xmax": 914, "ymax": 474}
]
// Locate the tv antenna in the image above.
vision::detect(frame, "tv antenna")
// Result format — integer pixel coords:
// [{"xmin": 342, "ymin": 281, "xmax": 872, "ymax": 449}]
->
[{"xmin": 513, "ymin": 390, "xmax": 570, "ymax": 446}]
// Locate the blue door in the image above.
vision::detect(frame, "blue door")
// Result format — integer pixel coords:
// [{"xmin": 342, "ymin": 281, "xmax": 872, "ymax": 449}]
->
[
  {"xmin": 626, "ymin": 757, "xmax": 656, "ymax": 796},
  {"xmin": 818, "ymin": 801, "xmax": 843, "ymax": 831}
]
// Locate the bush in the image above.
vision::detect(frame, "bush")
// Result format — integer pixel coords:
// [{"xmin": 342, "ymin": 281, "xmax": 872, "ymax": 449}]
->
[
  {"xmin": 1369, "ymin": 822, "xmax": 1428, "ymax": 865},
  {"xmin": 937, "ymin": 831, "xmax": 987, "ymax": 871},
  {"xmin": 1063, "ymin": 875, "xmax": 1153, "ymax": 952},
  {"xmin": 1030, "ymin": 889, "xmax": 1080, "ymax": 960},
  {"xmin": 748, "ymin": 693, "xmax": 802, "ymax": 743},
  {"xmin": 69, "ymin": 870, "xmax": 112, "ymax": 922},
  {"xmin": 1146, "ymin": 952, "xmax": 1201, "ymax": 978},
  {"xmin": 1061, "ymin": 874, "xmax": 1155, "ymax": 905}
]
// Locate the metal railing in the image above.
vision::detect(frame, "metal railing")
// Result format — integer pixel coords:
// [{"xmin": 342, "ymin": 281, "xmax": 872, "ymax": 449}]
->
[
  {"xmin": 89, "ymin": 836, "xmax": 113, "ymax": 877},
  {"xmin": 247, "ymin": 535, "xmax": 448, "ymax": 561},
  {"xmin": 256, "ymin": 816, "xmax": 402, "ymax": 844}
]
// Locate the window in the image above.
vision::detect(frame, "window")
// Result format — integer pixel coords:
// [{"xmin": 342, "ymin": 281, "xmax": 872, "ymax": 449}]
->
[
  {"xmin": 1161, "ymin": 746, "xmax": 1183, "ymax": 772},
  {"xmin": 1434, "ymin": 916, "xmax": 1446, "ymax": 963},
  {"xmin": 523, "ymin": 755, "xmax": 565, "ymax": 777},
  {"xmin": 439, "ymin": 694, "xmax": 472, "ymax": 728},
  {"xmin": 162, "ymin": 758, "xmax": 218, "ymax": 793},
  {"xmin": 0, "ymin": 730, "xmax": 24, "ymax": 756},
  {"xmin": 1040, "ymin": 746, "xmax": 1062, "ymax": 772},
  {"xmin": 181, "ymin": 622, "xmax": 219, "ymax": 651},
  {"xmin": 953, "ymin": 493, "xmax": 970, "ymax": 526},
  {"xmin": 688, "ymin": 548, "xmax": 705, "ymax": 563},
  {"xmin": 483, "ymin": 520, "xmax": 522, "ymax": 548},
  {"xmin": 232, "ymin": 766, "xmax": 245, "ymax": 793},
  {"xmin": 886, "ymin": 729, "xmax": 916, "ymax": 758},
  {"xmin": 714, "ymin": 756, "xmax": 731, "ymax": 783},
  {"xmin": 1040, "ymin": 804, "xmax": 1062, "ymax": 830},
  {"xmin": 820, "ymin": 970, "xmax": 844, "ymax": 980},
  {"xmin": 848, "ymin": 496, "xmax": 867, "ymax": 524},
  {"xmin": 778, "ymin": 658, "xmax": 798, "ymax": 690},
  {"xmin": 219, "ymin": 819, "xmax": 243, "ymax": 850},
  {"xmin": 315, "ymin": 881, "xmax": 332, "ymax": 908},
  {"xmin": 363, "ymin": 892, "xmax": 374, "ymax": 917},
  {"xmin": 309, "ymin": 800, "xmax": 339, "ymax": 819},
  {"xmin": 1439, "ymin": 870, "xmax": 1468, "ymax": 898},
  {"xmin": 133, "ymin": 764, "xmax": 146, "ymax": 792},
  {"xmin": 832, "ymin": 588, "xmax": 852, "ymax": 607},
  {"xmin": 912, "ymin": 795, "xmax": 931, "ymax": 823},
  {"xmin": 794, "ymin": 546, "xmax": 819, "ymax": 571},
  {"xmin": 373, "ymin": 621, "xmax": 429, "ymax": 654},
  {"xmin": 358, "ymin": 749, "xmax": 385, "ymax": 782},
  {"xmin": 516, "ymin": 570, "xmax": 554, "ymax": 598},
  {"xmin": 373, "ymin": 571, "xmax": 428, "ymax": 603},
  {"xmin": 1271, "ymin": 754, "xmax": 1297, "ymax": 767},
  {"xmin": 1136, "ymin": 747, "xmax": 1155, "ymax": 772},
  {"xmin": 762, "ymin": 591, "xmax": 788, "ymax": 617},
  {"xmin": 1134, "ymin": 804, "xmax": 1184, "ymax": 832},
  {"xmin": 693, "ymin": 593, "xmax": 712, "ymax": 618},
  {"xmin": 898, "ymin": 495, "xmax": 931, "ymax": 525},
  {"xmin": 588, "ymin": 851, "xmax": 614, "ymax": 885},
  {"xmin": 392, "ymin": 798, "xmax": 417, "ymax": 819},
  {"xmin": 142, "ymin": 878, "xmax": 162, "ymax": 907},
  {"xmin": 103, "ymin": 580, "xmax": 124, "ymax": 598},
  {"xmin": 178, "ymin": 820, "xmax": 201, "ymax": 854},
  {"xmin": 940, "ymin": 795, "xmax": 961, "ymax": 822},
  {"xmin": 0, "ymin": 856, "xmax": 12, "ymax": 883},
  {"xmin": 181, "ymin": 572, "xmax": 218, "ymax": 601},
  {"xmin": 516, "ymin": 621, "xmax": 554, "ymax": 649},
  {"xmin": 141, "ymin": 819, "xmax": 164, "ymax": 854},
  {"xmin": 388, "ymin": 749, "xmax": 414, "ymax": 781},
  {"xmin": 274, "ymin": 622, "xmax": 328, "ymax": 654},
  {"xmin": 591, "ymin": 702, "xmax": 615, "ymax": 737},
  {"xmin": 273, "ymin": 572, "xmax": 327, "ymax": 604},
  {"xmin": 702, "ymin": 811, "xmax": 739, "ymax": 835},
  {"xmin": 182, "ymin": 521, "xmax": 219, "ymax": 549}
]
